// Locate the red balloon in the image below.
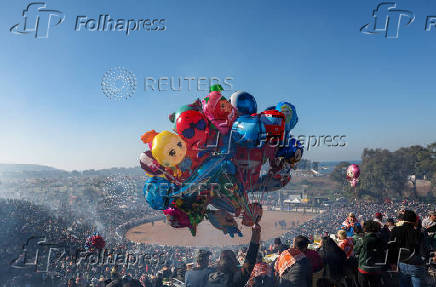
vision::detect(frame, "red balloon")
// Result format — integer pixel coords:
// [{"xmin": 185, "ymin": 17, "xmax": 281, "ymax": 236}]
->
[
  {"xmin": 176, "ymin": 110, "xmax": 209, "ymax": 171},
  {"xmin": 233, "ymin": 147, "xmax": 263, "ymax": 191},
  {"xmin": 176, "ymin": 110, "xmax": 209, "ymax": 149}
]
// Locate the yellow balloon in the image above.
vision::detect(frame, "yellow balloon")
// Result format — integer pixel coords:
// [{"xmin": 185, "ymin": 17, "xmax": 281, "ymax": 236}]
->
[{"xmin": 152, "ymin": 131, "xmax": 187, "ymax": 167}]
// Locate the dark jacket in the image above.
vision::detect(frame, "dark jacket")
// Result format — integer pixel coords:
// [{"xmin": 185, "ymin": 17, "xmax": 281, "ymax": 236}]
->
[
  {"xmin": 304, "ymin": 249, "xmax": 323, "ymax": 273},
  {"xmin": 185, "ymin": 267, "xmax": 214, "ymax": 287},
  {"xmin": 318, "ymin": 245, "xmax": 346, "ymax": 281},
  {"xmin": 206, "ymin": 242, "xmax": 259, "ymax": 287},
  {"xmin": 388, "ymin": 223, "xmax": 428, "ymax": 265},
  {"xmin": 276, "ymin": 256, "xmax": 312, "ymax": 287},
  {"xmin": 354, "ymin": 232, "xmax": 386, "ymax": 273}
]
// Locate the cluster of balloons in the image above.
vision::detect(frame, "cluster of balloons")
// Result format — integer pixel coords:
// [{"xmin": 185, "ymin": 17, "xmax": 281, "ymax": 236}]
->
[
  {"xmin": 139, "ymin": 84, "xmax": 303, "ymax": 237},
  {"xmin": 85, "ymin": 233, "xmax": 106, "ymax": 251},
  {"xmin": 346, "ymin": 164, "xmax": 360, "ymax": 187}
]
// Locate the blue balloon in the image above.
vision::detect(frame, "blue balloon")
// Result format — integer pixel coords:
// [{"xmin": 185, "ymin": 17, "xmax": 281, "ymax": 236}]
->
[
  {"xmin": 253, "ymin": 174, "xmax": 290, "ymax": 193},
  {"xmin": 231, "ymin": 91, "xmax": 257, "ymax": 115},
  {"xmin": 176, "ymin": 155, "xmax": 235, "ymax": 195},
  {"xmin": 276, "ymin": 102, "xmax": 298, "ymax": 131},
  {"xmin": 231, "ymin": 115, "xmax": 266, "ymax": 148},
  {"xmin": 276, "ymin": 138, "xmax": 304, "ymax": 160},
  {"xmin": 144, "ymin": 176, "xmax": 175, "ymax": 210}
]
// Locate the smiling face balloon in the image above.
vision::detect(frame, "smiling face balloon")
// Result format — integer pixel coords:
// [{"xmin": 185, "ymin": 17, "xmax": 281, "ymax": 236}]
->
[
  {"xmin": 153, "ymin": 131, "xmax": 187, "ymax": 167},
  {"xmin": 141, "ymin": 130, "xmax": 187, "ymax": 168},
  {"xmin": 176, "ymin": 110, "xmax": 209, "ymax": 149}
]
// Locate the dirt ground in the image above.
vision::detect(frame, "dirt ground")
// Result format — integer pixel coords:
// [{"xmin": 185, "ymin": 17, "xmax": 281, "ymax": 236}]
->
[{"xmin": 126, "ymin": 211, "xmax": 315, "ymax": 247}]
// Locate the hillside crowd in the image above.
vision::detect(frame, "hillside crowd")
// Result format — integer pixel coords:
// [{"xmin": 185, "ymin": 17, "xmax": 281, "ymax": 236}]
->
[{"xmin": 1, "ymin": 198, "xmax": 436, "ymax": 287}]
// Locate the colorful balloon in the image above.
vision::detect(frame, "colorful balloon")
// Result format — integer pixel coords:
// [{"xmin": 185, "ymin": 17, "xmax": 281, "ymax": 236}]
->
[
  {"xmin": 202, "ymin": 91, "xmax": 237, "ymax": 135},
  {"xmin": 242, "ymin": 203, "xmax": 263, "ymax": 227},
  {"xmin": 163, "ymin": 207, "xmax": 192, "ymax": 228},
  {"xmin": 260, "ymin": 110, "xmax": 286, "ymax": 142},
  {"xmin": 176, "ymin": 110, "xmax": 209, "ymax": 149},
  {"xmin": 209, "ymin": 84, "xmax": 224, "ymax": 92},
  {"xmin": 276, "ymin": 102, "xmax": 298, "ymax": 132},
  {"xmin": 85, "ymin": 233, "xmax": 106, "ymax": 251},
  {"xmin": 169, "ymin": 99, "xmax": 203, "ymax": 128},
  {"xmin": 139, "ymin": 89, "xmax": 302, "ymax": 237},
  {"xmin": 233, "ymin": 146, "xmax": 263, "ymax": 191},
  {"xmin": 346, "ymin": 164, "xmax": 360, "ymax": 187},
  {"xmin": 141, "ymin": 130, "xmax": 187, "ymax": 168},
  {"xmin": 231, "ymin": 114, "xmax": 266, "ymax": 147},
  {"xmin": 276, "ymin": 138, "xmax": 304, "ymax": 166},
  {"xmin": 231, "ymin": 91, "xmax": 257, "ymax": 115},
  {"xmin": 144, "ymin": 176, "xmax": 174, "ymax": 210},
  {"xmin": 207, "ymin": 209, "xmax": 242, "ymax": 238}
]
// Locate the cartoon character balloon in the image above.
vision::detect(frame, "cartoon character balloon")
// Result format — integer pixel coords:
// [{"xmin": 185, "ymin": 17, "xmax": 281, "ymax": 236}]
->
[
  {"xmin": 202, "ymin": 91, "xmax": 237, "ymax": 135},
  {"xmin": 141, "ymin": 130, "xmax": 187, "ymax": 168},
  {"xmin": 346, "ymin": 164, "xmax": 360, "ymax": 187},
  {"xmin": 176, "ymin": 110, "xmax": 209, "ymax": 149},
  {"xmin": 276, "ymin": 102, "xmax": 298, "ymax": 134}
]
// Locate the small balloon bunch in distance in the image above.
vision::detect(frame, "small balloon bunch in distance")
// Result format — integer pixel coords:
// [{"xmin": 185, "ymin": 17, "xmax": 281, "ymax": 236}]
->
[
  {"xmin": 85, "ymin": 232, "xmax": 106, "ymax": 251},
  {"xmin": 346, "ymin": 164, "xmax": 360, "ymax": 187},
  {"xmin": 139, "ymin": 84, "xmax": 303, "ymax": 237}
]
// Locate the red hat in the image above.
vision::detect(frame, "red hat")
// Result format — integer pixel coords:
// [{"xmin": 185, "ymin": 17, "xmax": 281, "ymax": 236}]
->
[{"xmin": 375, "ymin": 212, "xmax": 383, "ymax": 219}]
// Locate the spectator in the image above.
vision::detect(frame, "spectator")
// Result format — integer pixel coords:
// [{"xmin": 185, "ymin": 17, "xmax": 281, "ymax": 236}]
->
[
  {"xmin": 246, "ymin": 253, "xmax": 273, "ymax": 287},
  {"xmin": 337, "ymin": 230, "xmax": 353, "ymax": 259},
  {"xmin": 294, "ymin": 235, "xmax": 323, "ymax": 273},
  {"xmin": 318, "ymin": 237, "xmax": 347, "ymax": 287},
  {"xmin": 274, "ymin": 239, "xmax": 312, "ymax": 287},
  {"xmin": 185, "ymin": 250, "xmax": 213, "ymax": 287},
  {"xmin": 205, "ymin": 222, "xmax": 261, "ymax": 287},
  {"xmin": 388, "ymin": 210, "xmax": 430, "ymax": 287},
  {"xmin": 270, "ymin": 238, "xmax": 289, "ymax": 254},
  {"xmin": 374, "ymin": 213, "xmax": 384, "ymax": 227},
  {"xmin": 422, "ymin": 210, "xmax": 436, "ymax": 231},
  {"xmin": 341, "ymin": 213, "xmax": 361, "ymax": 237},
  {"xmin": 386, "ymin": 218, "xmax": 396, "ymax": 231},
  {"xmin": 354, "ymin": 220, "xmax": 386, "ymax": 287}
]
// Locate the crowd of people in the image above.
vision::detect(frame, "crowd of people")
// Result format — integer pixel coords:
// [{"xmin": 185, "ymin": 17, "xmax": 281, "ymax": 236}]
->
[{"xmin": 1, "ymin": 197, "xmax": 436, "ymax": 286}]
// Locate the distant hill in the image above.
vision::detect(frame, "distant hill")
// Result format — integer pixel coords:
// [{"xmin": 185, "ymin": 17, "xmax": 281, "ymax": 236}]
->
[
  {"xmin": 0, "ymin": 163, "xmax": 145, "ymax": 178},
  {"xmin": 0, "ymin": 164, "xmax": 64, "ymax": 172}
]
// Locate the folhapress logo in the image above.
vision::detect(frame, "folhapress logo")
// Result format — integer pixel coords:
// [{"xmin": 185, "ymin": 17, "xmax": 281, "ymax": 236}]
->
[
  {"xmin": 361, "ymin": 2, "xmax": 414, "ymax": 38},
  {"xmin": 10, "ymin": 2, "xmax": 65, "ymax": 38},
  {"xmin": 10, "ymin": 2, "xmax": 167, "ymax": 39}
]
